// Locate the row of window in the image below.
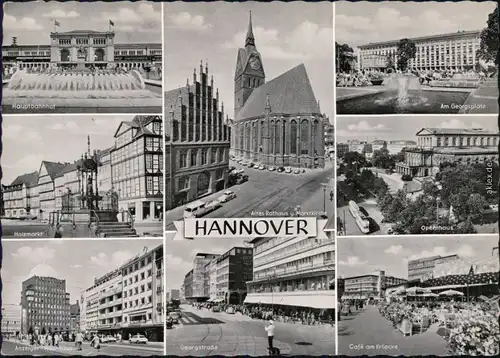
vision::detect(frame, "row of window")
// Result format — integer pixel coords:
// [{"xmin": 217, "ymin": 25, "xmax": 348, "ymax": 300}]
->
[{"xmin": 177, "ymin": 147, "xmax": 227, "ymax": 169}]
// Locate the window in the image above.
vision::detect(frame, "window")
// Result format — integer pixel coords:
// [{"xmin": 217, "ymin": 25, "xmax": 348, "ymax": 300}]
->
[
  {"xmin": 190, "ymin": 150, "xmax": 197, "ymax": 167},
  {"xmin": 179, "ymin": 151, "xmax": 188, "ymax": 168}
]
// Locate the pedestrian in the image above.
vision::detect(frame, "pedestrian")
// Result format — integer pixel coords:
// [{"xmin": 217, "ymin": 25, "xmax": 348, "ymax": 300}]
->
[
  {"xmin": 92, "ymin": 334, "xmax": 101, "ymax": 352},
  {"xmin": 75, "ymin": 331, "xmax": 83, "ymax": 351},
  {"xmin": 265, "ymin": 319, "xmax": 275, "ymax": 353},
  {"xmin": 54, "ymin": 333, "xmax": 60, "ymax": 347},
  {"xmin": 54, "ymin": 224, "xmax": 63, "ymax": 238}
]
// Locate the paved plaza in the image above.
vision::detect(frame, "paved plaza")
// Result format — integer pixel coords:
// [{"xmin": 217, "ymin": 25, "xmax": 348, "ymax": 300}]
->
[
  {"xmin": 460, "ymin": 78, "xmax": 499, "ymax": 114},
  {"xmin": 338, "ymin": 305, "xmax": 449, "ymax": 356},
  {"xmin": 166, "ymin": 305, "xmax": 335, "ymax": 356},
  {"xmin": 165, "ymin": 160, "xmax": 335, "ymax": 230},
  {"xmin": 1, "ymin": 339, "xmax": 164, "ymax": 357}
]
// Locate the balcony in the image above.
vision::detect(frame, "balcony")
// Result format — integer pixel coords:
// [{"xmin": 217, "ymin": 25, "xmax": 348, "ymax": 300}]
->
[
  {"xmin": 98, "ymin": 310, "xmax": 123, "ymax": 320},
  {"xmin": 100, "ymin": 287, "xmax": 122, "ymax": 299},
  {"xmin": 98, "ymin": 299, "xmax": 122, "ymax": 310}
]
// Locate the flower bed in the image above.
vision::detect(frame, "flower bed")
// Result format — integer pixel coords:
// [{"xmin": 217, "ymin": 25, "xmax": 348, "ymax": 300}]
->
[{"xmin": 429, "ymin": 80, "xmax": 479, "ymax": 88}]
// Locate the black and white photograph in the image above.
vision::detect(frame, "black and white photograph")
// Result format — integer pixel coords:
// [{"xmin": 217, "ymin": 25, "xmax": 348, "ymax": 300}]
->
[
  {"xmin": 0, "ymin": 239, "xmax": 165, "ymax": 356},
  {"xmin": 336, "ymin": 116, "xmax": 499, "ymax": 236},
  {"xmin": 165, "ymin": 232, "xmax": 336, "ymax": 356},
  {"xmin": 2, "ymin": 1, "xmax": 162, "ymax": 114},
  {"xmin": 337, "ymin": 235, "xmax": 499, "ymax": 356},
  {"xmin": 335, "ymin": 1, "xmax": 498, "ymax": 114},
  {"xmin": 164, "ymin": 1, "xmax": 335, "ymax": 231},
  {"xmin": 1, "ymin": 115, "xmax": 164, "ymax": 239}
]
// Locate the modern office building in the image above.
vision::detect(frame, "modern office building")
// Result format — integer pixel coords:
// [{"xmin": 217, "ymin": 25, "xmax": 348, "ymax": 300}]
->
[
  {"xmin": 69, "ymin": 301, "xmax": 80, "ymax": 333},
  {"xmin": 183, "ymin": 271, "xmax": 193, "ymax": 300},
  {"xmin": 182, "ymin": 253, "xmax": 220, "ymax": 302},
  {"xmin": 206, "ymin": 259, "xmax": 219, "ymax": 302},
  {"xmin": 1, "ymin": 304, "xmax": 22, "ymax": 337},
  {"xmin": 2, "ymin": 30, "xmax": 162, "ymax": 72},
  {"xmin": 165, "ymin": 63, "xmax": 231, "ymax": 210},
  {"xmin": 358, "ymin": 30, "xmax": 481, "ymax": 71},
  {"xmin": 395, "ymin": 127, "xmax": 499, "ymax": 177},
  {"xmin": 169, "ymin": 289, "xmax": 180, "ymax": 301},
  {"xmin": 3, "ymin": 115, "xmax": 163, "ymax": 223},
  {"xmin": 232, "ymin": 14, "xmax": 326, "ymax": 169},
  {"xmin": 245, "ymin": 235, "xmax": 335, "ymax": 311},
  {"xmin": 111, "ymin": 115, "xmax": 164, "ymax": 221},
  {"xmin": 341, "ymin": 271, "xmax": 407, "ymax": 299},
  {"xmin": 408, "ymin": 254, "xmax": 461, "ymax": 281},
  {"xmin": 120, "ymin": 244, "xmax": 164, "ymax": 341},
  {"xmin": 20, "ymin": 265, "xmax": 71, "ymax": 334},
  {"xmin": 80, "ymin": 244, "xmax": 163, "ymax": 341},
  {"xmin": 216, "ymin": 247, "xmax": 254, "ymax": 304}
]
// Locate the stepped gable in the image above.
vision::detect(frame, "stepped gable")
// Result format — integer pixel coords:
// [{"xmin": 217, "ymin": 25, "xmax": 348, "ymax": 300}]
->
[{"xmin": 236, "ymin": 63, "xmax": 321, "ymax": 121}]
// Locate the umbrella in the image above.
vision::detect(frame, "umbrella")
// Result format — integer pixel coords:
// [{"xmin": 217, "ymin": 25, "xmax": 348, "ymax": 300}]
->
[
  {"xmin": 406, "ymin": 286, "xmax": 431, "ymax": 295},
  {"xmin": 439, "ymin": 289, "xmax": 464, "ymax": 296},
  {"xmin": 422, "ymin": 292, "xmax": 439, "ymax": 297}
]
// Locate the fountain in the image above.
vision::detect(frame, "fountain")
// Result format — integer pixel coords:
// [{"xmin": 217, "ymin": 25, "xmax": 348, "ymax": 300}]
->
[
  {"xmin": 337, "ymin": 72, "xmax": 471, "ymax": 114},
  {"xmin": 2, "ymin": 46, "xmax": 162, "ymax": 113}
]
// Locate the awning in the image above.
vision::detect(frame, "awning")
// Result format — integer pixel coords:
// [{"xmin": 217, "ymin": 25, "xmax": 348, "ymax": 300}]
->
[{"xmin": 244, "ymin": 292, "xmax": 335, "ymax": 309}]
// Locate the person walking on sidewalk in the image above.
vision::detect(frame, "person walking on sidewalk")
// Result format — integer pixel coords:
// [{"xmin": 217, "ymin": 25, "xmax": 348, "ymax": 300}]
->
[
  {"xmin": 92, "ymin": 334, "xmax": 101, "ymax": 352},
  {"xmin": 75, "ymin": 331, "xmax": 83, "ymax": 351}
]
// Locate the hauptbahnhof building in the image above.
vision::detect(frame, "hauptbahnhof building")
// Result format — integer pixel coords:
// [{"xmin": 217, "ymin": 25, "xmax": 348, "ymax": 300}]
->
[{"xmin": 2, "ymin": 30, "xmax": 162, "ymax": 70}]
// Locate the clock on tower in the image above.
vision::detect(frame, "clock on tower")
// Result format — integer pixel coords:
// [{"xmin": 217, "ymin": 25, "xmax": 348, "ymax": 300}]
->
[{"xmin": 249, "ymin": 57, "xmax": 261, "ymax": 70}]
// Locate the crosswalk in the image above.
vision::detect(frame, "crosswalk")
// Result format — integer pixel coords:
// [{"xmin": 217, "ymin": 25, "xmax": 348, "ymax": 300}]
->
[{"xmin": 175, "ymin": 312, "xmax": 223, "ymax": 326}]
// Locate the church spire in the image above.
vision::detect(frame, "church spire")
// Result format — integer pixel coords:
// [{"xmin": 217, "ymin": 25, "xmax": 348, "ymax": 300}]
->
[{"xmin": 245, "ymin": 11, "xmax": 255, "ymax": 47}]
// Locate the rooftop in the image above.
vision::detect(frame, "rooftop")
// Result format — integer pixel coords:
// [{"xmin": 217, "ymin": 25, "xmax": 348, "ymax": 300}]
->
[
  {"xmin": 236, "ymin": 64, "xmax": 321, "ymax": 121},
  {"xmin": 417, "ymin": 127, "xmax": 499, "ymax": 136}
]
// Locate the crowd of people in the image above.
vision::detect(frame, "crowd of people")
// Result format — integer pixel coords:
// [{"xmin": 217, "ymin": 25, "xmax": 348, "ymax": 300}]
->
[
  {"xmin": 336, "ymin": 68, "xmax": 493, "ymax": 88},
  {"xmin": 242, "ymin": 305, "xmax": 335, "ymax": 326}
]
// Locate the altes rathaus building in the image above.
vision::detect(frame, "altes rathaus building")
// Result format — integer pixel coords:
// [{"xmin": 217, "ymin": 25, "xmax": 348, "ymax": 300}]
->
[{"xmin": 231, "ymin": 13, "xmax": 326, "ymax": 169}]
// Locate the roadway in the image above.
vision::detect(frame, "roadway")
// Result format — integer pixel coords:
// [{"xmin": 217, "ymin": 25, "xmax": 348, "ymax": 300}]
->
[
  {"xmin": 166, "ymin": 305, "xmax": 335, "ymax": 356},
  {"xmin": 165, "ymin": 160, "xmax": 335, "ymax": 230},
  {"xmin": 0, "ymin": 339, "xmax": 164, "ymax": 356}
]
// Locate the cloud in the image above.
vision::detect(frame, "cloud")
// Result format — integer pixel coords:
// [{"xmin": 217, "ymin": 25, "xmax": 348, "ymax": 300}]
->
[
  {"xmin": 3, "ymin": 124, "xmax": 43, "ymax": 143},
  {"xmin": 339, "ymin": 256, "xmax": 368, "ymax": 266},
  {"xmin": 3, "ymin": 15, "xmax": 43, "ymax": 31},
  {"xmin": 42, "ymin": 9, "xmax": 80, "ymax": 19},
  {"xmin": 89, "ymin": 251, "xmax": 134, "ymax": 268},
  {"xmin": 406, "ymin": 244, "xmax": 475, "ymax": 261},
  {"xmin": 222, "ymin": 21, "xmax": 332, "ymax": 60},
  {"xmin": 11, "ymin": 246, "xmax": 55, "ymax": 262},
  {"xmin": 168, "ymin": 12, "xmax": 212, "ymax": 31},
  {"xmin": 101, "ymin": 3, "xmax": 160, "ymax": 31},
  {"xmin": 71, "ymin": 264, "xmax": 82, "ymax": 268},
  {"xmin": 385, "ymin": 244, "xmax": 404, "ymax": 255},
  {"xmin": 438, "ymin": 119, "xmax": 482, "ymax": 129},
  {"xmin": 347, "ymin": 120, "xmax": 387, "ymax": 132}
]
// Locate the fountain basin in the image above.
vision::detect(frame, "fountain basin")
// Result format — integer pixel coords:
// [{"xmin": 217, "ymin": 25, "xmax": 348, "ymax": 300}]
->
[{"xmin": 2, "ymin": 69, "xmax": 162, "ymax": 113}]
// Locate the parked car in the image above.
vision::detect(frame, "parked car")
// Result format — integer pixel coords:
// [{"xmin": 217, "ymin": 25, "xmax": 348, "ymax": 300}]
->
[
  {"xmin": 236, "ymin": 168, "xmax": 245, "ymax": 174},
  {"xmin": 294, "ymin": 168, "xmax": 301, "ymax": 174},
  {"xmin": 102, "ymin": 335, "xmax": 117, "ymax": 343},
  {"xmin": 212, "ymin": 306, "xmax": 221, "ymax": 312},
  {"xmin": 285, "ymin": 167, "xmax": 292, "ymax": 173},
  {"xmin": 226, "ymin": 307, "xmax": 235, "ymax": 314},
  {"xmin": 268, "ymin": 166, "xmax": 276, "ymax": 171},
  {"xmin": 218, "ymin": 190, "xmax": 236, "ymax": 203},
  {"xmin": 242, "ymin": 161, "xmax": 249, "ymax": 166},
  {"xmin": 205, "ymin": 200, "xmax": 222, "ymax": 213},
  {"xmin": 258, "ymin": 165, "xmax": 265, "ymax": 170},
  {"xmin": 277, "ymin": 166, "xmax": 285, "ymax": 173},
  {"xmin": 237, "ymin": 160, "xmax": 244, "ymax": 165},
  {"xmin": 229, "ymin": 166, "xmax": 236, "ymax": 172},
  {"xmin": 129, "ymin": 334, "xmax": 148, "ymax": 344},
  {"xmin": 168, "ymin": 311, "xmax": 181, "ymax": 324},
  {"xmin": 236, "ymin": 175, "xmax": 249, "ymax": 184}
]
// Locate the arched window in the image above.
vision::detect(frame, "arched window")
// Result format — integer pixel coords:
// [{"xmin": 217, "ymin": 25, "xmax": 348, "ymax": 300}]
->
[
  {"xmin": 275, "ymin": 120, "xmax": 281, "ymax": 154},
  {"xmin": 270, "ymin": 121, "xmax": 275, "ymax": 154},
  {"xmin": 300, "ymin": 119, "xmax": 309, "ymax": 155},
  {"xmin": 290, "ymin": 120, "xmax": 298, "ymax": 154},
  {"xmin": 252, "ymin": 122, "xmax": 258, "ymax": 153},
  {"xmin": 245, "ymin": 124, "xmax": 251, "ymax": 152},
  {"xmin": 239, "ymin": 125, "xmax": 244, "ymax": 151}
]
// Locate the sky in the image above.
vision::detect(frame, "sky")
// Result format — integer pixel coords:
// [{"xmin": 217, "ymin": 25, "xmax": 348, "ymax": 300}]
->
[
  {"xmin": 165, "ymin": 232, "xmax": 249, "ymax": 291},
  {"xmin": 163, "ymin": 1, "xmax": 334, "ymax": 122},
  {"xmin": 1, "ymin": 239, "xmax": 162, "ymax": 306},
  {"xmin": 336, "ymin": 115, "xmax": 498, "ymax": 142},
  {"xmin": 1, "ymin": 115, "xmax": 131, "ymax": 184},
  {"xmin": 336, "ymin": 1, "xmax": 497, "ymax": 50},
  {"xmin": 338, "ymin": 235, "xmax": 498, "ymax": 279},
  {"xmin": 2, "ymin": 1, "xmax": 161, "ymax": 45}
]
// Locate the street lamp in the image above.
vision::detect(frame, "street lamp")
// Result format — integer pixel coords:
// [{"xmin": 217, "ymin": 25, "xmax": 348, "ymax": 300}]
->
[{"xmin": 267, "ymin": 274, "xmax": 278, "ymax": 317}]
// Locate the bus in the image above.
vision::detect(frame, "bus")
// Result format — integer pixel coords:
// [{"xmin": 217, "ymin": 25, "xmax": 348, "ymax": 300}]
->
[{"xmin": 348, "ymin": 201, "xmax": 370, "ymax": 234}]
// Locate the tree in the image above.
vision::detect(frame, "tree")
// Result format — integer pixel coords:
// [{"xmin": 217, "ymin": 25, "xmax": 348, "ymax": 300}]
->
[
  {"xmin": 386, "ymin": 52, "xmax": 395, "ymax": 71},
  {"xmin": 343, "ymin": 151, "xmax": 366, "ymax": 171},
  {"xmin": 477, "ymin": 6, "xmax": 499, "ymax": 65},
  {"xmin": 372, "ymin": 149, "xmax": 394, "ymax": 169},
  {"xmin": 467, "ymin": 193, "xmax": 487, "ymax": 222},
  {"xmin": 336, "ymin": 42, "xmax": 355, "ymax": 73},
  {"xmin": 397, "ymin": 38, "xmax": 417, "ymax": 72}
]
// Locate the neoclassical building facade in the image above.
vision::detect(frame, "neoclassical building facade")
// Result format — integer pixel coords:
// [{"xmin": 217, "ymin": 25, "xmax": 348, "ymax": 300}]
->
[
  {"xmin": 231, "ymin": 14, "xmax": 325, "ymax": 169},
  {"xmin": 396, "ymin": 127, "xmax": 499, "ymax": 177},
  {"xmin": 165, "ymin": 63, "xmax": 231, "ymax": 210}
]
